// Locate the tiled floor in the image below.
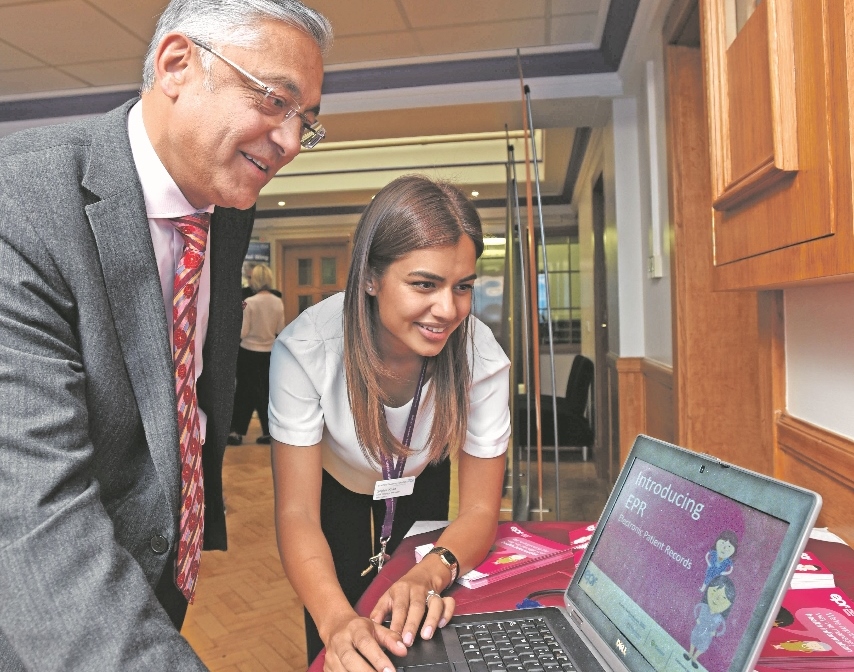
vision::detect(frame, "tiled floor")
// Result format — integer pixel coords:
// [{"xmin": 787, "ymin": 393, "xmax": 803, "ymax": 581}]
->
[
  {"xmin": 182, "ymin": 425, "xmax": 307, "ymax": 671},
  {"xmin": 182, "ymin": 418, "xmax": 612, "ymax": 670}
]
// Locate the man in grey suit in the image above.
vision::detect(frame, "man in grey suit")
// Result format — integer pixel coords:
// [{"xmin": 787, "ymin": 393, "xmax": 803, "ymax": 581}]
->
[{"xmin": 0, "ymin": 0, "xmax": 331, "ymax": 668}]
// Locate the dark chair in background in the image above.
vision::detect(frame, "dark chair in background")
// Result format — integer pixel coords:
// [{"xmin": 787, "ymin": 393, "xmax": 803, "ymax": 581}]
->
[{"xmin": 516, "ymin": 354, "xmax": 595, "ymax": 461}]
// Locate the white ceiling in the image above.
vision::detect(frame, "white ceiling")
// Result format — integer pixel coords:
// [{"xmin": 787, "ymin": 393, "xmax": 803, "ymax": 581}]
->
[
  {"xmin": 0, "ymin": 0, "xmax": 607, "ymax": 94},
  {"xmin": 319, "ymin": 0, "xmax": 603, "ymax": 64},
  {"xmin": 0, "ymin": 0, "xmax": 623, "ymax": 214}
]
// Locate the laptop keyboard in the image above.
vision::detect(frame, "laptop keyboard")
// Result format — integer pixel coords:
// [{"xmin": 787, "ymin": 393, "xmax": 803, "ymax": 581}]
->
[{"xmin": 454, "ymin": 616, "xmax": 576, "ymax": 672}]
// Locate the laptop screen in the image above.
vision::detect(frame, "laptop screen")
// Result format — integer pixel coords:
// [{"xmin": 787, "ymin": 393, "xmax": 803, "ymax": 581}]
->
[{"xmin": 566, "ymin": 438, "xmax": 819, "ymax": 672}]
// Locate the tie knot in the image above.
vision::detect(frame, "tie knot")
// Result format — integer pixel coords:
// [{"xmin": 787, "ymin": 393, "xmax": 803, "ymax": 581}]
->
[{"xmin": 171, "ymin": 213, "xmax": 211, "ymax": 251}]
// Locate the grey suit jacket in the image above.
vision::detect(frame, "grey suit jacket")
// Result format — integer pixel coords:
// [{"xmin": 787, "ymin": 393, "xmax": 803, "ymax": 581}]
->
[{"xmin": 0, "ymin": 100, "xmax": 253, "ymax": 670}]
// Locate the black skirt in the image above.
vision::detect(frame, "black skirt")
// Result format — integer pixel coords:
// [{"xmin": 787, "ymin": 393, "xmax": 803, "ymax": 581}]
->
[{"xmin": 303, "ymin": 458, "xmax": 451, "ymax": 664}]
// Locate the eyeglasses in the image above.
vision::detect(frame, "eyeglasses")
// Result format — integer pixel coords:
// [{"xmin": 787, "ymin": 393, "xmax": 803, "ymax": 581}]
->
[{"xmin": 190, "ymin": 38, "xmax": 325, "ymax": 149}]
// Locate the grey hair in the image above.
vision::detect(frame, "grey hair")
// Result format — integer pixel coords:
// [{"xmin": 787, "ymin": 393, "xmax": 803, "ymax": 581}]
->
[{"xmin": 141, "ymin": 0, "xmax": 332, "ymax": 92}]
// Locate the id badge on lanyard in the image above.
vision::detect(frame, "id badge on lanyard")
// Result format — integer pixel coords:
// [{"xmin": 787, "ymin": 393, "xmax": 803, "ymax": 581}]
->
[{"xmin": 361, "ymin": 357, "xmax": 428, "ymax": 576}]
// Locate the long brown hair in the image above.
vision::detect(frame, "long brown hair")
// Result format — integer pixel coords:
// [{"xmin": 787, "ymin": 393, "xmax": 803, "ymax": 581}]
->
[{"xmin": 343, "ymin": 175, "xmax": 484, "ymax": 465}]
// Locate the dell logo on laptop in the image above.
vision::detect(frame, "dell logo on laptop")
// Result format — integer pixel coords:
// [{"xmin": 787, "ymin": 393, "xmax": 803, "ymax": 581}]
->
[{"xmin": 615, "ymin": 639, "xmax": 627, "ymax": 656}]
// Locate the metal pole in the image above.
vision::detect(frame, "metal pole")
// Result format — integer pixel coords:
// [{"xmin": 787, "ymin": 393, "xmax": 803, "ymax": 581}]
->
[
  {"xmin": 516, "ymin": 54, "xmax": 545, "ymax": 521},
  {"xmin": 506, "ymin": 139, "xmax": 535, "ymax": 518},
  {"xmin": 524, "ymin": 85, "xmax": 562, "ymax": 520},
  {"xmin": 501, "ymin": 148, "xmax": 516, "ymax": 516}
]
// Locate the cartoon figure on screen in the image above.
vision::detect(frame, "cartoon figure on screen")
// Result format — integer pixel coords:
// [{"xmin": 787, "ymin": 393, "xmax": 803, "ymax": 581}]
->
[
  {"xmin": 700, "ymin": 530, "xmax": 738, "ymax": 592},
  {"xmin": 772, "ymin": 639, "xmax": 833, "ymax": 653},
  {"xmin": 683, "ymin": 576, "xmax": 736, "ymax": 669}
]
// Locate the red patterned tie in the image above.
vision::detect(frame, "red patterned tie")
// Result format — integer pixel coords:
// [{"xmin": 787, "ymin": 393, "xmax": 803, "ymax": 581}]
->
[{"xmin": 171, "ymin": 212, "xmax": 210, "ymax": 602}]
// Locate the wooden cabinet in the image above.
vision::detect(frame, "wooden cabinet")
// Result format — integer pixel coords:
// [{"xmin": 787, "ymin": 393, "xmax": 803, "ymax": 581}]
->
[{"xmin": 700, "ymin": 0, "xmax": 854, "ymax": 290}]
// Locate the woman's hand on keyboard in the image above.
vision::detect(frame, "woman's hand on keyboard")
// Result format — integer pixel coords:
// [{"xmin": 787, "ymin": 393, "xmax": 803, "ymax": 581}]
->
[
  {"xmin": 369, "ymin": 563, "xmax": 456, "ymax": 648},
  {"xmin": 323, "ymin": 612, "xmax": 405, "ymax": 672}
]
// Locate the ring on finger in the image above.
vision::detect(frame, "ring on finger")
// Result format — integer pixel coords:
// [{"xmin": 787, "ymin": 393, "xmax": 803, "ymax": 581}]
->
[{"xmin": 425, "ymin": 589, "xmax": 438, "ymax": 607}]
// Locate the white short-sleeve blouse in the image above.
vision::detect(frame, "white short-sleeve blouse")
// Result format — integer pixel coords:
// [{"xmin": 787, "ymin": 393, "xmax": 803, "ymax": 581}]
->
[{"xmin": 268, "ymin": 293, "xmax": 511, "ymax": 495}]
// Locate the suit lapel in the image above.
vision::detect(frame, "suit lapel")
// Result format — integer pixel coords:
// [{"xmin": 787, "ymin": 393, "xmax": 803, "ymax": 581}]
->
[
  {"xmin": 196, "ymin": 206, "xmax": 254, "ymax": 546},
  {"xmin": 82, "ymin": 102, "xmax": 181, "ymax": 525}
]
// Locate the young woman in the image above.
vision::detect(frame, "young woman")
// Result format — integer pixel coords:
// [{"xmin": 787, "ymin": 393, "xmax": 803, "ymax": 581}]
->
[{"xmin": 269, "ymin": 175, "xmax": 510, "ymax": 670}]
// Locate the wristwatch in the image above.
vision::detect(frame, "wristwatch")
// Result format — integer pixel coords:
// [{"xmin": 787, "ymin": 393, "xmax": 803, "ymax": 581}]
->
[{"xmin": 426, "ymin": 546, "xmax": 459, "ymax": 589}]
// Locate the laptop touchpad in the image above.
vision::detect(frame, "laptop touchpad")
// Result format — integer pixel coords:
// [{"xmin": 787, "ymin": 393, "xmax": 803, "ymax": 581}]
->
[{"xmin": 388, "ymin": 632, "xmax": 451, "ymax": 670}]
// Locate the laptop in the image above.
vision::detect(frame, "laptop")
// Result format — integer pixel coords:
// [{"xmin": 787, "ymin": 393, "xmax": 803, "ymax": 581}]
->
[{"xmin": 390, "ymin": 435, "xmax": 822, "ymax": 672}]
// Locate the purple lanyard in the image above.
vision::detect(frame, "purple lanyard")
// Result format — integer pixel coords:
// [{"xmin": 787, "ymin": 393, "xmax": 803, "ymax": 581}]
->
[{"xmin": 363, "ymin": 357, "xmax": 429, "ymax": 576}]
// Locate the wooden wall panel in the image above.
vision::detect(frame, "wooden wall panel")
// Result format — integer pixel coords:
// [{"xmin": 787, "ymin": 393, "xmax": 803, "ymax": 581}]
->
[
  {"xmin": 726, "ymin": 8, "xmax": 775, "ymax": 182},
  {"xmin": 615, "ymin": 357, "xmax": 644, "ymax": 468},
  {"xmin": 663, "ymin": 2, "xmax": 854, "ymax": 545},
  {"xmin": 665, "ymin": 44, "xmax": 772, "ymax": 475},
  {"xmin": 756, "ymin": 290, "xmax": 786, "ymax": 473},
  {"xmin": 615, "ymin": 357, "xmax": 675, "ymax": 467},
  {"xmin": 706, "ymin": 0, "xmax": 854, "ymax": 288},
  {"xmin": 607, "ymin": 353, "xmax": 622, "ymax": 482},
  {"xmin": 777, "ymin": 414, "xmax": 854, "ymax": 545},
  {"xmin": 641, "ymin": 359, "xmax": 675, "ymax": 445}
]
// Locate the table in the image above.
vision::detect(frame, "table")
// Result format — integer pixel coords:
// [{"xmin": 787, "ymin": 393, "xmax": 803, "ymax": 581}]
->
[
  {"xmin": 307, "ymin": 523, "xmax": 854, "ymax": 670},
  {"xmin": 308, "ymin": 522, "xmax": 585, "ymax": 670}
]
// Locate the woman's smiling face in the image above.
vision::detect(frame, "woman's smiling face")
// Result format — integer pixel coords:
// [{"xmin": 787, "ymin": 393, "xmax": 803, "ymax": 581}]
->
[{"xmin": 368, "ymin": 237, "xmax": 477, "ymax": 363}]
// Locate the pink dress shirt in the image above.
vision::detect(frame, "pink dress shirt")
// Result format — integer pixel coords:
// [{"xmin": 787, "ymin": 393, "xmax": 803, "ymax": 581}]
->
[{"xmin": 127, "ymin": 101, "xmax": 215, "ymax": 441}]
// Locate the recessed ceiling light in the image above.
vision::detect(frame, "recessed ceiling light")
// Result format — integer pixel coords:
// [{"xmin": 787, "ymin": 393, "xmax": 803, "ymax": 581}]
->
[
  {"xmin": 278, "ymin": 201, "xmax": 286, "ymax": 206},
  {"xmin": 471, "ymin": 191, "xmax": 479, "ymax": 197}
]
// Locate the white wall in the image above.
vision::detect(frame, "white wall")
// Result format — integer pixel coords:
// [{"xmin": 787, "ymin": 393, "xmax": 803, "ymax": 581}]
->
[
  {"xmin": 570, "ymin": 0, "xmax": 678, "ymax": 367},
  {"xmin": 638, "ymin": 49, "xmax": 673, "ymax": 366},
  {"xmin": 611, "ymin": 0, "xmax": 675, "ymax": 367},
  {"xmin": 786, "ymin": 282, "xmax": 854, "ymax": 439},
  {"xmin": 611, "ymin": 96, "xmax": 647, "ymax": 358}
]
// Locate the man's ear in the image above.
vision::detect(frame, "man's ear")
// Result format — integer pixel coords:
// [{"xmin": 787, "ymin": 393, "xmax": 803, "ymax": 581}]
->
[{"xmin": 152, "ymin": 32, "xmax": 198, "ymax": 99}]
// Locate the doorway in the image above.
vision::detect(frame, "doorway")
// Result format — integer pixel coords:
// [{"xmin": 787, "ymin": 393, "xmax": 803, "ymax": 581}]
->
[
  {"xmin": 280, "ymin": 242, "xmax": 350, "ymax": 324},
  {"xmin": 592, "ymin": 173, "xmax": 615, "ymax": 481}
]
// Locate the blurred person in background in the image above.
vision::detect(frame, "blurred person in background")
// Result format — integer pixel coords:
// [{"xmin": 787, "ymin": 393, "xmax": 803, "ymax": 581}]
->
[
  {"xmin": 242, "ymin": 260, "xmax": 282, "ymax": 299},
  {"xmin": 228, "ymin": 263, "xmax": 286, "ymax": 445}
]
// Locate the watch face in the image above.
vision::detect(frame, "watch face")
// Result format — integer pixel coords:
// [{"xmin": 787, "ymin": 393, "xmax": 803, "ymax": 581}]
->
[
  {"xmin": 430, "ymin": 547, "xmax": 459, "ymax": 589},
  {"xmin": 433, "ymin": 548, "xmax": 458, "ymax": 572},
  {"xmin": 436, "ymin": 547, "xmax": 457, "ymax": 562}
]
